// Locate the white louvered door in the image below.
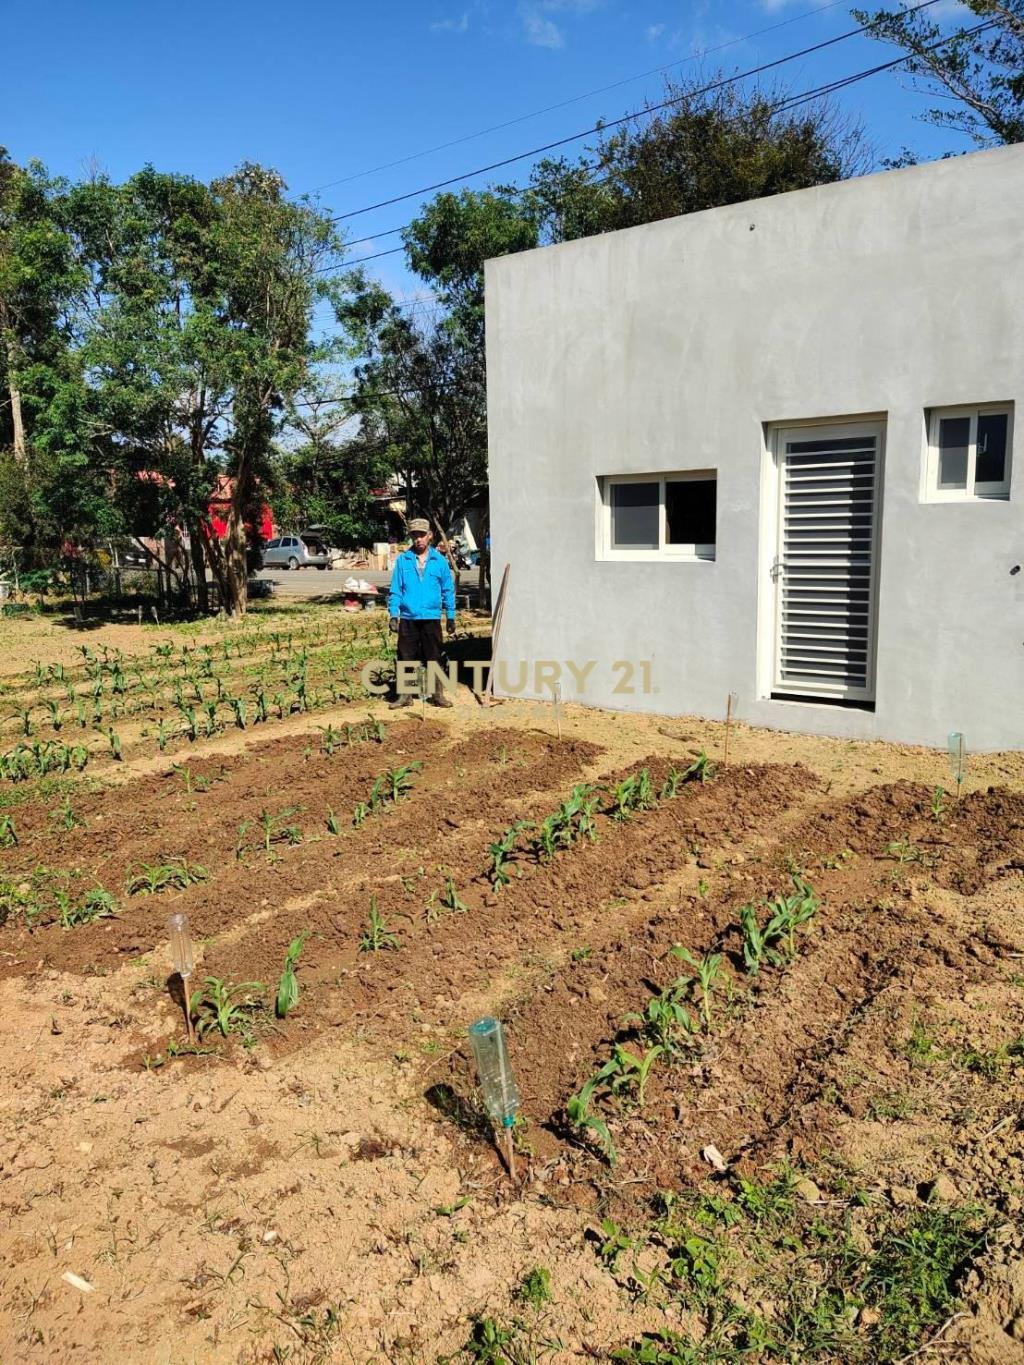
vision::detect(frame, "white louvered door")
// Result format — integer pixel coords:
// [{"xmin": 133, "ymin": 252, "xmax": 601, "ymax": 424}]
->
[{"xmin": 772, "ymin": 422, "xmax": 883, "ymax": 703}]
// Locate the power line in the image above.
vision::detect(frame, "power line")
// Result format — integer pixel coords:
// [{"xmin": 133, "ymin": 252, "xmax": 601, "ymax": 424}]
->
[
  {"xmin": 301, "ymin": 0, "xmax": 852, "ymax": 196},
  {"xmin": 316, "ymin": 20, "xmax": 993, "ymax": 288},
  {"xmin": 328, "ymin": 0, "xmax": 943, "ymax": 225}
]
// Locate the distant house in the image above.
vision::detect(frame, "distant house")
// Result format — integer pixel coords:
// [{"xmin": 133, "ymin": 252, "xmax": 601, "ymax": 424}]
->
[
  {"xmin": 485, "ymin": 145, "xmax": 1023, "ymax": 750},
  {"xmin": 206, "ymin": 474, "xmax": 274, "ymax": 543}
]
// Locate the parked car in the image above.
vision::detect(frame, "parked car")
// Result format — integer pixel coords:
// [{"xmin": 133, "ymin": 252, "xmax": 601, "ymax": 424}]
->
[{"xmin": 261, "ymin": 534, "xmax": 336, "ymax": 570}]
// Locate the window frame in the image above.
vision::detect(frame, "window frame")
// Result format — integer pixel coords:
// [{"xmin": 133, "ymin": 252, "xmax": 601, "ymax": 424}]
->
[
  {"xmin": 924, "ymin": 403, "xmax": 1013, "ymax": 502},
  {"xmin": 598, "ymin": 470, "xmax": 717, "ymax": 563}
]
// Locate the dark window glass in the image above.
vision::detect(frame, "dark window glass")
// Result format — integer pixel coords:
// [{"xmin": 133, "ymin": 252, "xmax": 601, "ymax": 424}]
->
[
  {"xmin": 666, "ymin": 478, "xmax": 716, "ymax": 547},
  {"xmin": 786, "ymin": 437, "xmax": 876, "ymax": 454},
  {"xmin": 610, "ymin": 482, "xmax": 659, "ymax": 549},
  {"xmin": 937, "ymin": 416, "xmax": 969, "ymax": 489},
  {"xmin": 976, "ymin": 413, "xmax": 1008, "ymax": 485}
]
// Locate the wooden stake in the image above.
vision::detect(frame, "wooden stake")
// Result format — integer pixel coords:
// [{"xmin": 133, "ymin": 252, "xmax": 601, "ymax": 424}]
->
[
  {"xmin": 182, "ymin": 974, "xmax": 195, "ymax": 1043},
  {"xmin": 483, "ymin": 564, "xmax": 511, "ymax": 706},
  {"xmin": 504, "ymin": 1125, "xmax": 517, "ymax": 1183},
  {"xmin": 724, "ymin": 693, "xmax": 734, "ymax": 768}
]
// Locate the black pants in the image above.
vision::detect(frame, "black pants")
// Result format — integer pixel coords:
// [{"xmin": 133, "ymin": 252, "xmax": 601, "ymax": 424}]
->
[{"xmin": 397, "ymin": 618, "xmax": 443, "ymax": 668}]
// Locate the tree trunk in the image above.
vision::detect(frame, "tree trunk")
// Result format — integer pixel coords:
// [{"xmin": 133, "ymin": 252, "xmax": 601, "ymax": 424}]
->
[
  {"xmin": 2, "ymin": 324, "xmax": 27, "ymax": 467},
  {"xmin": 218, "ymin": 453, "xmax": 254, "ymax": 618},
  {"xmin": 9, "ymin": 383, "xmax": 26, "ymax": 466},
  {"xmin": 189, "ymin": 518, "xmax": 210, "ymax": 615}
]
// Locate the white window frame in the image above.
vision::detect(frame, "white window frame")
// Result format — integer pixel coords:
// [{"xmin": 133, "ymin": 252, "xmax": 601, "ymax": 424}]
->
[
  {"xmin": 597, "ymin": 470, "xmax": 717, "ymax": 562},
  {"xmin": 924, "ymin": 403, "xmax": 1013, "ymax": 502}
]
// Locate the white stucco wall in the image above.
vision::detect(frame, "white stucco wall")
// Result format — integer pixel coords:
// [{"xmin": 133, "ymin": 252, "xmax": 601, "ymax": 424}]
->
[{"xmin": 485, "ymin": 145, "xmax": 1024, "ymax": 750}]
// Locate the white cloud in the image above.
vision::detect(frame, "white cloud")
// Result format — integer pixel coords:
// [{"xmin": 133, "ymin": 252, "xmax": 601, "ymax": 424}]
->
[
  {"xmin": 646, "ymin": 22, "xmax": 666, "ymax": 41},
  {"xmin": 520, "ymin": 4, "xmax": 564, "ymax": 47},
  {"xmin": 431, "ymin": 11, "xmax": 470, "ymax": 32},
  {"xmin": 518, "ymin": 0, "xmax": 606, "ymax": 49}
]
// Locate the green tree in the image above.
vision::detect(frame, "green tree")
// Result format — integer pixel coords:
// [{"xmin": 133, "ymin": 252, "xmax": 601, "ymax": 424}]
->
[
  {"xmin": 0, "ymin": 149, "xmax": 107, "ymax": 555},
  {"xmin": 855, "ymin": 1, "xmax": 1024, "ymax": 147},
  {"xmin": 337, "ymin": 277, "xmax": 486, "ymax": 540},
  {"xmin": 69, "ymin": 163, "xmax": 347, "ymax": 615},
  {"xmin": 276, "ymin": 380, "xmax": 393, "ymax": 548},
  {"xmin": 381, "ymin": 80, "xmax": 866, "ymax": 534}
]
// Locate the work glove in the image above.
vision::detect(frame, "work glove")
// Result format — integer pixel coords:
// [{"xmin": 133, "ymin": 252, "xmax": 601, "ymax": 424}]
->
[
  {"xmin": 445, "ymin": 617, "xmax": 457, "ymax": 637},
  {"xmin": 388, "ymin": 616, "xmax": 399, "ymax": 634}
]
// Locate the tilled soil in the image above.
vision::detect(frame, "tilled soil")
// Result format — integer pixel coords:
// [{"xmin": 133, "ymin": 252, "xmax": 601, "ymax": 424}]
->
[{"xmin": 3, "ymin": 627, "xmax": 1024, "ymax": 1364}]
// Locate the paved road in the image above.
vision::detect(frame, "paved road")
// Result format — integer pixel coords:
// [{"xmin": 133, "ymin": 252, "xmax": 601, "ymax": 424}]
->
[{"xmin": 257, "ymin": 566, "xmax": 484, "ymax": 604}]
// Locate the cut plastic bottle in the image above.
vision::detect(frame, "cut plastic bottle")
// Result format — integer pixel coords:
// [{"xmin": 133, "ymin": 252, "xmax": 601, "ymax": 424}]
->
[
  {"xmin": 167, "ymin": 912, "xmax": 194, "ymax": 979},
  {"xmin": 468, "ymin": 1016, "xmax": 520, "ymax": 1128}
]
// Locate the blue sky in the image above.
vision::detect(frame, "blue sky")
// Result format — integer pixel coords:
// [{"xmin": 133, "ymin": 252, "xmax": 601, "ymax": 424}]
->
[{"xmin": 2, "ymin": 0, "xmax": 974, "ymax": 306}]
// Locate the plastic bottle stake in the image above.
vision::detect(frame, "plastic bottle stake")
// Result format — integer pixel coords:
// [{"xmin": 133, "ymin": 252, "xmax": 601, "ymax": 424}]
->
[
  {"xmin": 947, "ymin": 731, "xmax": 967, "ymax": 799},
  {"xmin": 469, "ymin": 1017, "xmax": 520, "ymax": 1180},
  {"xmin": 167, "ymin": 913, "xmax": 194, "ymax": 978},
  {"xmin": 167, "ymin": 913, "xmax": 196, "ymax": 1040}
]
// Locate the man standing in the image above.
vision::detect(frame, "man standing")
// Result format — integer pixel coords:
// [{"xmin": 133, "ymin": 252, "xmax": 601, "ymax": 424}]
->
[{"xmin": 387, "ymin": 518, "xmax": 456, "ymax": 708}]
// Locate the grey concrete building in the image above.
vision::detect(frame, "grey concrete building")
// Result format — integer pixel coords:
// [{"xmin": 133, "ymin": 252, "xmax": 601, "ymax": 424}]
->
[{"xmin": 485, "ymin": 144, "xmax": 1024, "ymax": 750}]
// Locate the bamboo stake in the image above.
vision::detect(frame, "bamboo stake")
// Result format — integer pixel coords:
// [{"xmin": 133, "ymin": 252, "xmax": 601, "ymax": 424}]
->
[
  {"xmin": 483, "ymin": 564, "xmax": 510, "ymax": 706},
  {"xmin": 182, "ymin": 973, "xmax": 195, "ymax": 1043},
  {"xmin": 724, "ymin": 692, "xmax": 737, "ymax": 767},
  {"xmin": 505, "ymin": 1124, "xmax": 517, "ymax": 1183}
]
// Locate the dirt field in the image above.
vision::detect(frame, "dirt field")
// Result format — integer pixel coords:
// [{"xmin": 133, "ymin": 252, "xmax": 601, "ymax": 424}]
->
[{"xmin": 1, "ymin": 605, "xmax": 1023, "ymax": 1363}]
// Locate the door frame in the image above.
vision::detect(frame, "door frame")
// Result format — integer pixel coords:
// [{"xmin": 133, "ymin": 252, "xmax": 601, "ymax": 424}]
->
[{"xmin": 759, "ymin": 416, "xmax": 886, "ymax": 706}]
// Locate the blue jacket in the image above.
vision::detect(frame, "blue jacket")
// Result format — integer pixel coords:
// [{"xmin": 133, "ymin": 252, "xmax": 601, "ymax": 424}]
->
[{"xmin": 388, "ymin": 546, "xmax": 455, "ymax": 621}]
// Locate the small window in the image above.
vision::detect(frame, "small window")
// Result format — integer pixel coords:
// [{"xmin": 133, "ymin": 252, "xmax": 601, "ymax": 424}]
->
[
  {"xmin": 266, "ymin": 538, "xmax": 280, "ymax": 549},
  {"xmin": 600, "ymin": 472, "xmax": 716, "ymax": 560},
  {"xmin": 926, "ymin": 405, "xmax": 1012, "ymax": 501}
]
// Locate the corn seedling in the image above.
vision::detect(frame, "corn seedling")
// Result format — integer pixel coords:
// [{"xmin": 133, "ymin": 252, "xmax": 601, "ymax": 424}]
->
[
  {"xmin": 275, "ymin": 934, "xmax": 307, "ymax": 1018},
  {"xmin": 488, "ymin": 820, "xmax": 534, "ymax": 888},
  {"xmin": 684, "ymin": 749, "xmax": 716, "ymax": 783},
  {"xmin": 57, "ymin": 888, "xmax": 119, "ymax": 929},
  {"xmin": 884, "ymin": 837, "xmax": 932, "ymax": 867},
  {"xmin": 740, "ymin": 875, "xmax": 819, "ymax": 974},
  {"xmin": 669, "ymin": 947, "xmax": 723, "ymax": 1031},
  {"xmin": 325, "ymin": 807, "xmax": 342, "ymax": 835},
  {"xmin": 189, "ymin": 976, "xmax": 265, "ymax": 1039},
  {"xmin": 171, "ymin": 763, "xmax": 210, "ymax": 795},
  {"xmin": 440, "ymin": 875, "xmax": 469, "ymax": 914},
  {"xmin": 626, "ymin": 979, "xmax": 700, "ymax": 1056},
  {"xmin": 318, "ymin": 723, "xmax": 341, "ymax": 755},
  {"xmin": 359, "ymin": 898, "xmax": 399, "ymax": 952},
  {"xmin": 386, "ymin": 760, "xmax": 422, "ymax": 801},
  {"xmin": 659, "ymin": 765, "xmax": 686, "ymax": 799},
  {"xmin": 48, "ymin": 796, "xmax": 81, "ymax": 831},
  {"xmin": 532, "ymin": 783, "xmax": 600, "ymax": 861},
  {"xmin": 237, "ymin": 806, "xmax": 303, "ymax": 859},
  {"xmin": 352, "ymin": 800, "xmax": 370, "ymax": 828},
  {"xmin": 0, "ymin": 815, "xmax": 16, "ymax": 847},
  {"xmin": 126, "ymin": 859, "xmax": 209, "ymax": 896},
  {"xmin": 931, "ymin": 786, "xmax": 947, "ymax": 822},
  {"xmin": 227, "ymin": 696, "xmax": 247, "ymax": 729},
  {"xmin": 565, "ymin": 1060, "xmax": 619, "ymax": 1164},
  {"xmin": 604, "ymin": 1042, "xmax": 664, "ymax": 1106},
  {"xmin": 607, "ymin": 768, "xmax": 657, "ymax": 821},
  {"xmin": 106, "ymin": 728, "xmax": 123, "ymax": 760},
  {"xmin": 10, "ymin": 705, "xmax": 34, "ymax": 737}
]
